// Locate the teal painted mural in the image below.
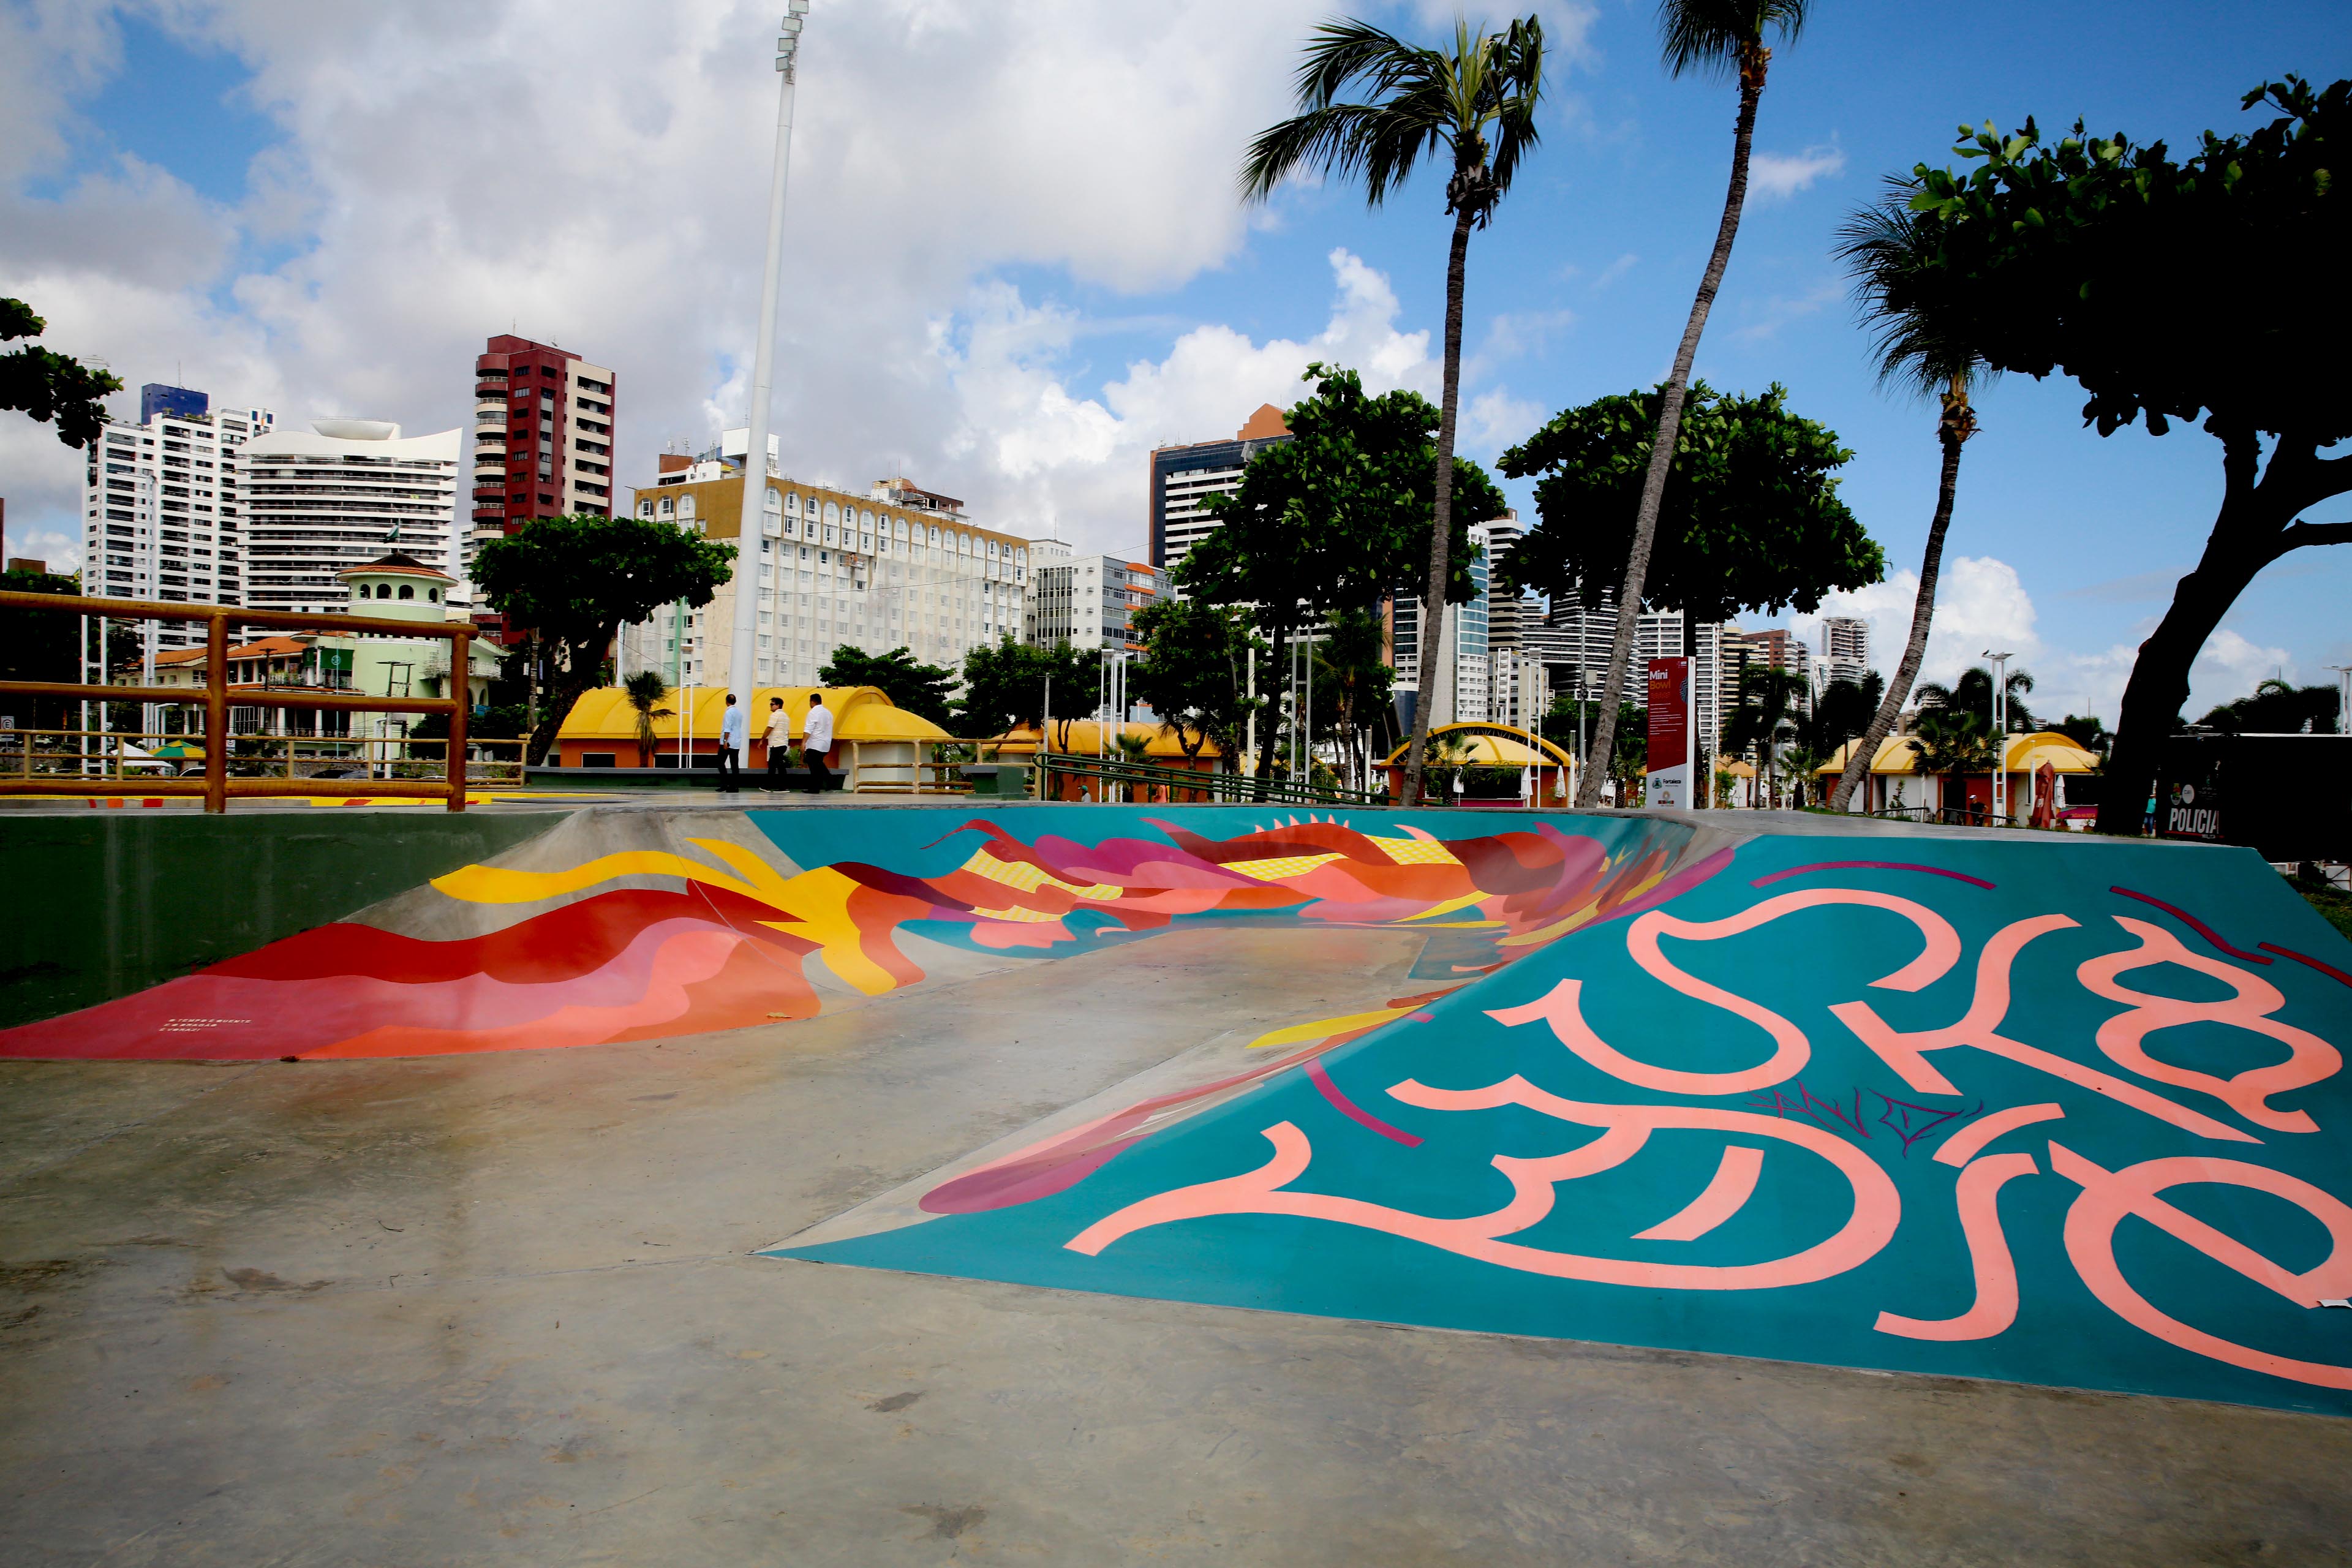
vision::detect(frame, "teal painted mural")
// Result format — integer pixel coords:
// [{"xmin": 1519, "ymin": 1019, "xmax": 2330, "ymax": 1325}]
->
[{"xmin": 771, "ymin": 821, "xmax": 2352, "ymax": 1418}]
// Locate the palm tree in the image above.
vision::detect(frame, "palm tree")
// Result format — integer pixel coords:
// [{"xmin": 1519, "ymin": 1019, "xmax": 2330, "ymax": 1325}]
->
[
  {"xmin": 1905, "ymin": 704, "xmax": 1996, "ymax": 820},
  {"xmin": 1578, "ymin": 0, "xmax": 1809, "ymax": 807},
  {"xmin": 1242, "ymin": 15, "xmax": 1546, "ymax": 807},
  {"xmin": 1828, "ymin": 189, "xmax": 1999, "ymax": 813},
  {"xmin": 1919, "ymin": 667, "xmax": 2036, "ymax": 733},
  {"xmin": 622, "ymin": 669, "xmax": 672, "ymax": 768}
]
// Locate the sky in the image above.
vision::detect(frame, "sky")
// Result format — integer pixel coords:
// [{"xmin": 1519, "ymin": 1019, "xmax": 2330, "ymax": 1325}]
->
[{"xmin": 2, "ymin": 0, "xmax": 2346, "ymax": 723}]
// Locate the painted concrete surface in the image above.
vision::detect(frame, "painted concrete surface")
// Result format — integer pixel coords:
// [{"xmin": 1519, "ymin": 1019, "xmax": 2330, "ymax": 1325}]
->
[{"xmin": 5, "ymin": 929, "xmax": 2350, "ymax": 1566}]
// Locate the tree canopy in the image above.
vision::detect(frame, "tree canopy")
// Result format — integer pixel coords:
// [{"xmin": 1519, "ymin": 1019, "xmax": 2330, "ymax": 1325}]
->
[
  {"xmin": 473, "ymin": 513, "xmax": 735, "ymax": 763},
  {"xmin": 820, "ymin": 644, "xmax": 958, "ymax": 729},
  {"xmin": 1885, "ymin": 77, "xmax": 2351, "ymax": 831},
  {"xmin": 2196, "ymin": 679, "xmax": 2342, "ymax": 736},
  {"xmin": 1498, "ymin": 382, "xmax": 1884, "ymax": 625},
  {"xmin": 1, "ymin": 298, "xmax": 120, "ymax": 450},
  {"xmin": 1128, "ymin": 598, "xmax": 1261, "ymax": 766},
  {"xmin": 957, "ymin": 636, "xmax": 1095, "ymax": 744}
]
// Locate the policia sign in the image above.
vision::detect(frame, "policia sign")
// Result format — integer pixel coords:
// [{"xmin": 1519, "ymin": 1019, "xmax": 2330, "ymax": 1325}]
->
[{"xmin": 2156, "ymin": 733, "xmax": 2351, "ymax": 861}]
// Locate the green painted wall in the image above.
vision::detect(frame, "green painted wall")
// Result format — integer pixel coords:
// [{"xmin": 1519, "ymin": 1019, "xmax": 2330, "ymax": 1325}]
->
[{"xmin": 0, "ymin": 810, "xmax": 562, "ymax": 1029}]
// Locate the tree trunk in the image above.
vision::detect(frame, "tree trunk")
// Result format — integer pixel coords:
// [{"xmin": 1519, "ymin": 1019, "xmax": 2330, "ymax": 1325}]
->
[
  {"xmin": 1578, "ymin": 62, "xmax": 1765, "ymax": 808},
  {"xmin": 2097, "ymin": 507, "xmax": 2279, "ymax": 834},
  {"xmin": 1254, "ymin": 615, "xmax": 1289, "ymax": 801},
  {"xmin": 1830, "ymin": 401, "xmax": 1968, "ymax": 815},
  {"xmin": 1403, "ymin": 202, "xmax": 1479, "ymax": 808}
]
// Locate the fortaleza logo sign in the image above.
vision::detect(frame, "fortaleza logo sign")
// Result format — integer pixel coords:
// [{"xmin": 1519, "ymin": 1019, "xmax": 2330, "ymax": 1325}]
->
[
  {"xmin": 1646, "ymin": 657, "xmax": 1692, "ymax": 809},
  {"xmin": 2167, "ymin": 782, "xmax": 2223, "ymax": 842}
]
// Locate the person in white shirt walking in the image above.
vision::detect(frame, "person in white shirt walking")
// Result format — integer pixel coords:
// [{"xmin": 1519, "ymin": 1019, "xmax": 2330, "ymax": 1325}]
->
[
  {"xmin": 717, "ymin": 693, "xmax": 747, "ymax": 793},
  {"xmin": 763, "ymin": 696, "xmax": 793, "ymax": 792},
  {"xmin": 801, "ymin": 693, "xmax": 835, "ymax": 793}
]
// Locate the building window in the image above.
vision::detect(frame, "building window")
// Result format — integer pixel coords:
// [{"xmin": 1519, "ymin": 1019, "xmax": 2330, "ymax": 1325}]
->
[
  {"xmin": 638, "ymin": 499, "xmax": 654, "ymax": 518},
  {"xmin": 659, "ymin": 499, "xmax": 674, "ymax": 517}
]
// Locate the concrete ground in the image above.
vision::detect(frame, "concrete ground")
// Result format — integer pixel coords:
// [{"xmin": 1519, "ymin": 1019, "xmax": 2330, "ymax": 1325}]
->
[{"xmin": 5, "ymin": 916, "xmax": 2345, "ymax": 1566}]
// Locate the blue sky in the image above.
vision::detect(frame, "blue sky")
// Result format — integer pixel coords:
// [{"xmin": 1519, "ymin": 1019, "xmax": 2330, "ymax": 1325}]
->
[{"xmin": 3, "ymin": 0, "xmax": 2346, "ymax": 722}]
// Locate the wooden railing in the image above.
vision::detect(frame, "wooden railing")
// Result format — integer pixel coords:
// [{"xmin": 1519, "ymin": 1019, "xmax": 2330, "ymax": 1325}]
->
[{"xmin": 0, "ymin": 590, "xmax": 474, "ymax": 813}]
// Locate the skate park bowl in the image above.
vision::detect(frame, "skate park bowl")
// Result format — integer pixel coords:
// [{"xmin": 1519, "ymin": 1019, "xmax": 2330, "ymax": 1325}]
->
[{"xmin": 6, "ymin": 801, "xmax": 2352, "ymax": 1420}]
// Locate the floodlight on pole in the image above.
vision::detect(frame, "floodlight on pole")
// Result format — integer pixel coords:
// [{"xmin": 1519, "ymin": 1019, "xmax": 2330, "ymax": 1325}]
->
[
  {"xmin": 1984, "ymin": 649, "xmax": 2013, "ymax": 824},
  {"xmin": 728, "ymin": 5, "xmax": 811, "ymax": 714}
]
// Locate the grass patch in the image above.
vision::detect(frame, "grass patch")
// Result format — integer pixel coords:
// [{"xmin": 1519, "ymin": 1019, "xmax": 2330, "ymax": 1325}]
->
[{"xmin": 2296, "ymin": 880, "xmax": 2352, "ymax": 942}]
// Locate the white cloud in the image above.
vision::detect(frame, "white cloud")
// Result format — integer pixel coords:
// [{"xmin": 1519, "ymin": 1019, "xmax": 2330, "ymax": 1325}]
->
[
  {"xmin": 1791, "ymin": 552, "xmax": 2044, "ymax": 696},
  {"xmin": 1748, "ymin": 143, "xmax": 1847, "ymax": 203}
]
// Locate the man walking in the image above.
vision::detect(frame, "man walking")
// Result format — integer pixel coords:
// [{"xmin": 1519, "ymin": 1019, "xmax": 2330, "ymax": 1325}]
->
[
  {"xmin": 717, "ymin": 692, "xmax": 746, "ymax": 793},
  {"xmin": 802, "ymin": 692, "xmax": 835, "ymax": 793},
  {"xmin": 763, "ymin": 696, "xmax": 793, "ymax": 791}
]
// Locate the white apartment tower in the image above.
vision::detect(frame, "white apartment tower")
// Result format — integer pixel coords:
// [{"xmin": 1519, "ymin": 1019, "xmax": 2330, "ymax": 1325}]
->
[
  {"xmin": 1820, "ymin": 615, "xmax": 1869, "ymax": 688},
  {"xmin": 79, "ymin": 383, "xmax": 274, "ymax": 648},
  {"xmin": 1030, "ymin": 552, "xmax": 1166, "ymax": 653},
  {"xmin": 239, "ymin": 420, "xmax": 462, "ymax": 618}
]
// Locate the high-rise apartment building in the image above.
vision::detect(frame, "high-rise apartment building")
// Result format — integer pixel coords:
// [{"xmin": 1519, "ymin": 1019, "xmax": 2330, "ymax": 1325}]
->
[
  {"xmin": 1480, "ymin": 511, "xmax": 1530, "ymax": 654},
  {"xmin": 1819, "ymin": 615, "xmax": 1869, "ymax": 688},
  {"xmin": 624, "ymin": 446, "xmax": 1030, "ymax": 688},
  {"xmin": 1531, "ymin": 592, "xmax": 1728, "ymax": 748},
  {"xmin": 467, "ymin": 336, "xmax": 616, "ymax": 609},
  {"xmin": 239, "ymin": 421, "xmax": 462, "ymax": 618},
  {"xmin": 1031, "ymin": 554, "xmax": 1166, "ymax": 653},
  {"xmin": 1147, "ymin": 403, "xmax": 1292, "ymax": 582},
  {"xmin": 80, "ymin": 384, "xmax": 275, "ymax": 647},
  {"xmin": 1390, "ymin": 520, "xmax": 1495, "ymax": 726}
]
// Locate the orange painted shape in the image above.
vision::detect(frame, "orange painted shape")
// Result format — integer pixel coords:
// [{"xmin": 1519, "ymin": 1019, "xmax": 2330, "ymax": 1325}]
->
[
  {"xmin": 1875, "ymin": 1152, "xmax": 2040, "ymax": 1341},
  {"xmin": 1633, "ymin": 1145, "xmax": 1766, "ymax": 1242},
  {"xmin": 1934, "ymin": 1102, "xmax": 2065, "ymax": 1167},
  {"xmin": 2051, "ymin": 1141, "xmax": 2352, "ymax": 1389}
]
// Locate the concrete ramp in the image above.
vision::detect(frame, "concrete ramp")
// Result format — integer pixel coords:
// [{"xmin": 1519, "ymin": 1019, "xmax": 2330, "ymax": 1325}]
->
[
  {"xmin": 7, "ymin": 803, "xmax": 2350, "ymax": 1416},
  {"xmin": 764, "ymin": 817, "xmax": 2352, "ymax": 1417}
]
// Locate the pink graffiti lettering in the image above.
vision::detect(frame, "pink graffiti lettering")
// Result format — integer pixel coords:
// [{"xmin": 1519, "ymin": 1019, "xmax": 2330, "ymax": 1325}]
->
[
  {"xmin": 1875, "ymin": 1152, "xmax": 2040, "ymax": 1341},
  {"xmin": 1485, "ymin": 888, "xmax": 1960, "ymax": 1096},
  {"xmin": 2075, "ymin": 917, "xmax": 2339, "ymax": 1134},
  {"xmin": 1068, "ymin": 1080, "xmax": 1901, "ymax": 1291},
  {"xmin": 1830, "ymin": 915, "xmax": 2260, "ymax": 1145},
  {"xmin": 2050, "ymin": 1142, "xmax": 2352, "ymax": 1390}
]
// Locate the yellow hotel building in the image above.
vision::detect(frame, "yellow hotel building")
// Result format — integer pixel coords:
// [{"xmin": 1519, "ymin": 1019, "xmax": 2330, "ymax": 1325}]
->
[{"xmin": 624, "ymin": 440, "xmax": 1033, "ymax": 690}]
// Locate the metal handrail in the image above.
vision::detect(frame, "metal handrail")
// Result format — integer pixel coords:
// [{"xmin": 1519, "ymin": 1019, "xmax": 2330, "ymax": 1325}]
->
[
  {"xmin": 0, "ymin": 589, "xmax": 474, "ymax": 812},
  {"xmin": 1036, "ymin": 750, "xmax": 1385, "ymax": 807}
]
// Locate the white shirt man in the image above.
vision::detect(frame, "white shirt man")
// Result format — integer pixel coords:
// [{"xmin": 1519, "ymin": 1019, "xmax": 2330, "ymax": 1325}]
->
[
  {"xmin": 801, "ymin": 696, "xmax": 836, "ymax": 791},
  {"xmin": 717, "ymin": 693, "xmax": 747, "ymax": 792}
]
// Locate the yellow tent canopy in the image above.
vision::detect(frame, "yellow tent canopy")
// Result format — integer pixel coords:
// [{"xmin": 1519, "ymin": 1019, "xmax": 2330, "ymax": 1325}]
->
[
  {"xmin": 1812, "ymin": 729, "xmax": 2103, "ymax": 777},
  {"xmin": 1382, "ymin": 723, "xmax": 1576, "ymax": 771},
  {"xmin": 556, "ymin": 685, "xmax": 953, "ymax": 745},
  {"xmin": 978, "ymin": 720, "xmax": 1221, "ymax": 760}
]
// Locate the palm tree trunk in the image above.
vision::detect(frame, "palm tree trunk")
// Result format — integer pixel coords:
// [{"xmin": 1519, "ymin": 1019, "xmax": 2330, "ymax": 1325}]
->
[
  {"xmin": 1403, "ymin": 202, "xmax": 1479, "ymax": 807},
  {"xmin": 1830, "ymin": 405, "xmax": 1966, "ymax": 815},
  {"xmin": 1577, "ymin": 62, "xmax": 1766, "ymax": 807}
]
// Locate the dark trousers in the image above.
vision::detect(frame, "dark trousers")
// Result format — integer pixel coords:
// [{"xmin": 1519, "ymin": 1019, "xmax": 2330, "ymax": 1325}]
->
[
  {"xmin": 717, "ymin": 745, "xmax": 742, "ymax": 791},
  {"xmin": 804, "ymin": 748, "xmax": 831, "ymax": 793},
  {"xmin": 765, "ymin": 748, "xmax": 791, "ymax": 790}
]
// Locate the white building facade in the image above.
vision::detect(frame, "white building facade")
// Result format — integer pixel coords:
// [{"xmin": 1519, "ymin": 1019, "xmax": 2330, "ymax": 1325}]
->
[
  {"xmin": 1030, "ymin": 552, "xmax": 1166, "ymax": 653},
  {"xmin": 626, "ymin": 457, "xmax": 1031, "ymax": 690},
  {"xmin": 80, "ymin": 386, "xmax": 274, "ymax": 648},
  {"xmin": 239, "ymin": 421, "xmax": 462, "ymax": 618}
]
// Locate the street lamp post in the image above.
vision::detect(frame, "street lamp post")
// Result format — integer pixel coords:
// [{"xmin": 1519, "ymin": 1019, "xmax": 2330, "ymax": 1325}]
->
[
  {"xmin": 729, "ymin": 4, "xmax": 811, "ymax": 709},
  {"xmin": 1984, "ymin": 649, "xmax": 2013, "ymax": 825}
]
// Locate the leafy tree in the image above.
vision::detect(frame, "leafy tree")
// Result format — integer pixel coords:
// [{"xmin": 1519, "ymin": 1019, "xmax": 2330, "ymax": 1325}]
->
[
  {"xmin": 1242, "ymin": 18, "xmax": 1545, "ymax": 805},
  {"xmin": 1581, "ymin": 0, "xmax": 1812, "ymax": 807},
  {"xmin": 1919, "ymin": 666, "xmax": 2036, "ymax": 733},
  {"xmin": 1826, "ymin": 188, "xmax": 2000, "ymax": 813},
  {"xmin": 819, "ymin": 644, "xmax": 957, "ymax": 729},
  {"xmin": 1724, "ymin": 665, "xmax": 1808, "ymax": 807},
  {"xmin": 1, "ymin": 298, "xmax": 120, "ymax": 449},
  {"xmin": 622, "ymin": 669, "xmax": 673, "ymax": 766},
  {"xmin": 1176, "ymin": 364, "xmax": 1500, "ymax": 796},
  {"xmin": 473, "ymin": 513, "xmax": 734, "ymax": 764},
  {"xmin": 2052, "ymin": 714, "xmax": 2111, "ymax": 760},
  {"xmin": 1888, "ymin": 76, "xmax": 2351, "ymax": 834},
  {"xmin": 958, "ymin": 636, "xmax": 1094, "ymax": 747},
  {"xmin": 1, "ymin": 566, "xmax": 83, "ymax": 728},
  {"xmin": 1499, "ymin": 382, "xmax": 1883, "ymax": 636},
  {"xmin": 2196, "ymin": 678, "xmax": 2342, "ymax": 735},
  {"xmin": 1129, "ymin": 598, "xmax": 1261, "ymax": 768},
  {"xmin": 1314, "ymin": 607, "xmax": 1396, "ymax": 788}
]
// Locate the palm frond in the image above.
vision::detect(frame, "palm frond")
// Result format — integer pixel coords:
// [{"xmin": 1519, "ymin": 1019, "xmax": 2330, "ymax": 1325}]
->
[
  {"xmin": 1658, "ymin": 0, "xmax": 1808, "ymax": 81},
  {"xmin": 1834, "ymin": 179, "xmax": 1997, "ymax": 403}
]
